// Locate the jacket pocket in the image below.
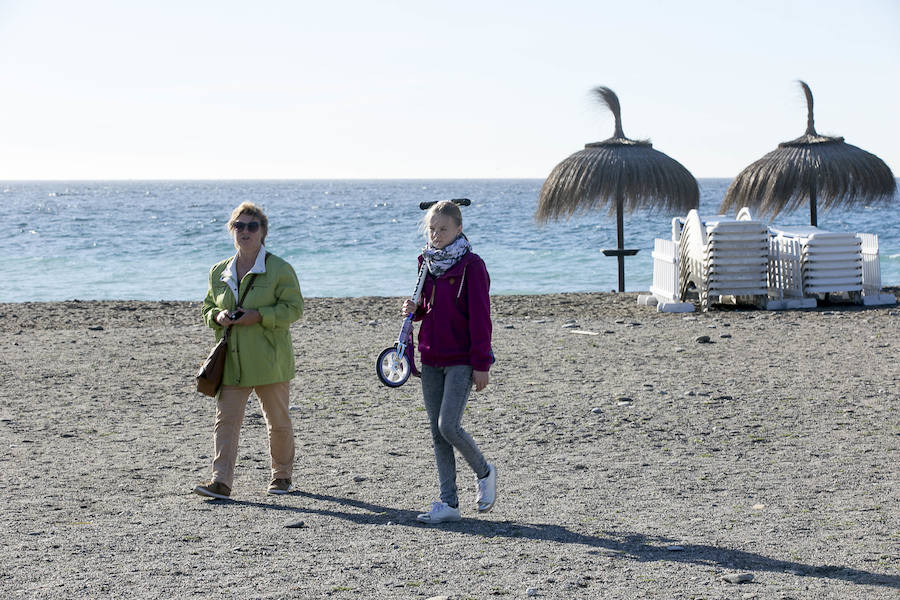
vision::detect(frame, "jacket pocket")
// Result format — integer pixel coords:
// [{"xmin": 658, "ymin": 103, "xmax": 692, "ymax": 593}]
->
[
  {"xmin": 262, "ymin": 328, "xmax": 279, "ymax": 357},
  {"xmin": 242, "ymin": 280, "xmax": 272, "ymax": 309}
]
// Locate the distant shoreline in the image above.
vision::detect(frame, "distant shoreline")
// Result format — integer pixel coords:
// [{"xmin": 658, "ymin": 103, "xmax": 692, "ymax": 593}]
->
[{"xmin": 2, "ymin": 289, "xmax": 896, "ymax": 333}]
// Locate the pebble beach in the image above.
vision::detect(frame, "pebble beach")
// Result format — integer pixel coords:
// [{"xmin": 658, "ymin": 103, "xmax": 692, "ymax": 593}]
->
[{"xmin": 2, "ymin": 292, "xmax": 899, "ymax": 599}]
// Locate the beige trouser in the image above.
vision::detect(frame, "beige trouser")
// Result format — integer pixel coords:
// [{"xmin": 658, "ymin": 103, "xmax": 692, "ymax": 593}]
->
[{"xmin": 212, "ymin": 381, "xmax": 294, "ymax": 488}]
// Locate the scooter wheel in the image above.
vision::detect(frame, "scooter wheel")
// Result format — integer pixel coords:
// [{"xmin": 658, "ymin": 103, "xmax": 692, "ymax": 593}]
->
[{"xmin": 376, "ymin": 346, "xmax": 411, "ymax": 387}]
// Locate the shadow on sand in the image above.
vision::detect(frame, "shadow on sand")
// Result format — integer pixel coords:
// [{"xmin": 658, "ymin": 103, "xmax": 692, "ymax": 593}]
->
[{"xmin": 204, "ymin": 490, "xmax": 898, "ymax": 589}]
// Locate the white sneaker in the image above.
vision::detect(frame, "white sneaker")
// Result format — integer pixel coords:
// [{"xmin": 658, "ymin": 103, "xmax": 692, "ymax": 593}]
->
[
  {"xmin": 416, "ymin": 500, "xmax": 461, "ymax": 524},
  {"xmin": 476, "ymin": 463, "xmax": 497, "ymax": 513}
]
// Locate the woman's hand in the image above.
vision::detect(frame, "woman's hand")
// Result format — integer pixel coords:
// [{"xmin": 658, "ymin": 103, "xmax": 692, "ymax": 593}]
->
[
  {"xmin": 231, "ymin": 308, "xmax": 262, "ymax": 326},
  {"xmin": 402, "ymin": 299, "xmax": 418, "ymax": 316},
  {"xmin": 473, "ymin": 370, "xmax": 489, "ymax": 391},
  {"xmin": 215, "ymin": 308, "xmax": 261, "ymax": 326}
]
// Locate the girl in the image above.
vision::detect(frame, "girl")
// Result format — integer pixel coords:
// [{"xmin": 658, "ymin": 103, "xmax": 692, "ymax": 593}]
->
[{"xmin": 402, "ymin": 200, "xmax": 496, "ymax": 523}]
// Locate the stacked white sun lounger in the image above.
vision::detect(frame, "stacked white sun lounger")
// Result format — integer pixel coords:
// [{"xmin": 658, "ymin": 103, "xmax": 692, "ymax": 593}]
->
[
  {"xmin": 768, "ymin": 226, "xmax": 895, "ymax": 306},
  {"xmin": 675, "ymin": 208, "xmax": 769, "ymax": 310},
  {"xmin": 768, "ymin": 225, "xmax": 862, "ymax": 297},
  {"xmin": 641, "ymin": 208, "xmax": 895, "ymax": 312},
  {"xmin": 858, "ymin": 233, "xmax": 884, "ymax": 295}
]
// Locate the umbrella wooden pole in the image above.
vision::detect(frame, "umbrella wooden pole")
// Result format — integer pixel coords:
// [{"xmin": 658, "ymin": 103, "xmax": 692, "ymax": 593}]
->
[
  {"xmin": 601, "ymin": 188, "xmax": 639, "ymax": 292},
  {"xmin": 616, "ymin": 193, "xmax": 625, "ymax": 292},
  {"xmin": 809, "ymin": 182, "xmax": 818, "ymax": 227}
]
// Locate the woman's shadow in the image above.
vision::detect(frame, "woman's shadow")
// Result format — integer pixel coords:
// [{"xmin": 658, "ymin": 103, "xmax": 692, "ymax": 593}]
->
[{"xmin": 218, "ymin": 490, "xmax": 898, "ymax": 590}]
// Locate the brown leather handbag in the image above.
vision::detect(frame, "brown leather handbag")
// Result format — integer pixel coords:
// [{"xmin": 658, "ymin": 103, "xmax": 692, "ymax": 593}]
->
[
  {"xmin": 196, "ymin": 273, "xmax": 257, "ymax": 397},
  {"xmin": 196, "ymin": 335, "xmax": 229, "ymax": 397}
]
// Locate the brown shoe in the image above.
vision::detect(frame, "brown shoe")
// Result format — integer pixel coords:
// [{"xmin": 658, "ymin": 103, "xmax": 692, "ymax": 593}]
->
[
  {"xmin": 267, "ymin": 478, "xmax": 292, "ymax": 495},
  {"xmin": 193, "ymin": 481, "xmax": 232, "ymax": 500}
]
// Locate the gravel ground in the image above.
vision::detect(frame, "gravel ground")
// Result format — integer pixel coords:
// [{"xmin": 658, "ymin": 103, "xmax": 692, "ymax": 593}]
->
[{"xmin": 1, "ymin": 292, "xmax": 898, "ymax": 599}]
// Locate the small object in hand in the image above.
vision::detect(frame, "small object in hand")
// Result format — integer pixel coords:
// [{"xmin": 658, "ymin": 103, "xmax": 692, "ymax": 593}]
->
[{"xmin": 231, "ymin": 310, "xmax": 245, "ymax": 320}]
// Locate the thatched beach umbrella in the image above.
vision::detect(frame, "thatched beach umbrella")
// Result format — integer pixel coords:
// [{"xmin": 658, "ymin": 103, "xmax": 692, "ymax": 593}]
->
[
  {"xmin": 536, "ymin": 86, "xmax": 699, "ymax": 292},
  {"xmin": 720, "ymin": 81, "xmax": 896, "ymax": 226}
]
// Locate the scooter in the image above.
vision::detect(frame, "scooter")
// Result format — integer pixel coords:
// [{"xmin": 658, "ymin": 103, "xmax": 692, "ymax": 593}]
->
[{"xmin": 376, "ymin": 198, "xmax": 471, "ymax": 387}]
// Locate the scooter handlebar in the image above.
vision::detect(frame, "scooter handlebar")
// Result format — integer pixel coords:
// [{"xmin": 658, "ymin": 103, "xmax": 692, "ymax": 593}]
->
[{"xmin": 419, "ymin": 198, "xmax": 471, "ymax": 210}]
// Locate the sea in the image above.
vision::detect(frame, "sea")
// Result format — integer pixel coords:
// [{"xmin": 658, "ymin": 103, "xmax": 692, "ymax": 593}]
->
[{"xmin": 4, "ymin": 179, "xmax": 899, "ymax": 303}]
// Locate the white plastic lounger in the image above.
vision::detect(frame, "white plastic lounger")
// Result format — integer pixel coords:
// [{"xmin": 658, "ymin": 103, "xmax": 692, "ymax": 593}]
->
[
  {"xmin": 676, "ymin": 209, "xmax": 769, "ymax": 310},
  {"xmin": 643, "ymin": 208, "xmax": 895, "ymax": 312},
  {"xmin": 769, "ymin": 225, "xmax": 862, "ymax": 298}
]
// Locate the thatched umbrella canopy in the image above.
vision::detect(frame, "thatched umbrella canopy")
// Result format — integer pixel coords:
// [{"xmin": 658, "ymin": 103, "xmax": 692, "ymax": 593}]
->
[
  {"xmin": 536, "ymin": 86, "xmax": 699, "ymax": 292},
  {"xmin": 720, "ymin": 81, "xmax": 896, "ymax": 226}
]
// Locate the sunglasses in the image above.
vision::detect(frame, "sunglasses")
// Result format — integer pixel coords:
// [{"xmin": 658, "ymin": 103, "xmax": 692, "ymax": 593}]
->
[{"xmin": 231, "ymin": 221, "xmax": 261, "ymax": 233}]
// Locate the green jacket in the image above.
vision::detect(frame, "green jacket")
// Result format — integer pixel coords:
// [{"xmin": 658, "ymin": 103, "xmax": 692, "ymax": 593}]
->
[{"xmin": 202, "ymin": 250, "xmax": 304, "ymax": 388}]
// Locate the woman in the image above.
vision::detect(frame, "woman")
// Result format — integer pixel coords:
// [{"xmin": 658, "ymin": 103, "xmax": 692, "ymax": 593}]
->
[{"xmin": 194, "ymin": 202, "xmax": 304, "ymax": 499}]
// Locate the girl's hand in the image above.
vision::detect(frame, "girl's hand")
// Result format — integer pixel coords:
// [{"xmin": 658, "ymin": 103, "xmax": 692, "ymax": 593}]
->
[
  {"xmin": 215, "ymin": 310, "xmax": 233, "ymax": 326},
  {"xmin": 473, "ymin": 370, "xmax": 489, "ymax": 391},
  {"xmin": 402, "ymin": 299, "xmax": 418, "ymax": 316}
]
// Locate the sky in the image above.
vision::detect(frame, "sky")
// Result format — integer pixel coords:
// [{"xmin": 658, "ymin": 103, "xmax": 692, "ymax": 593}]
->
[{"xmin": 0, "ymin": 0, "xmax": 897, "ymax": 180}]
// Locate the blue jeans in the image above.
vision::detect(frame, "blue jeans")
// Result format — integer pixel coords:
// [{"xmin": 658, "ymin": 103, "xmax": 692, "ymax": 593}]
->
[{"xmin": 421, "ymin": 364, "xmax": 489, "ymax": 507}]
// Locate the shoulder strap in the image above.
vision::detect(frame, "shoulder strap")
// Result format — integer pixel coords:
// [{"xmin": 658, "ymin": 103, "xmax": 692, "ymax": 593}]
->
[
  {"xmin": 233, "ymin": 252, "xmax": 269, "ymax": 320},
  {"xmin": 223, "ymin": 273, "xmax": 258, "ymax": 342},
  {"xmin": 237, "ymin": 273, "xmax": 257, "ymax": 306},
  {"xmin": 236, "ymin": 251, "xmax": 269, "ymax": 304}
]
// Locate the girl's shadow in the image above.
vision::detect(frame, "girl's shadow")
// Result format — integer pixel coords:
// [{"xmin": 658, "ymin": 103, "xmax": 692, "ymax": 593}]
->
[{"xmin": 218, "ymin": 490, "xmax": 899, "ymax": 590}]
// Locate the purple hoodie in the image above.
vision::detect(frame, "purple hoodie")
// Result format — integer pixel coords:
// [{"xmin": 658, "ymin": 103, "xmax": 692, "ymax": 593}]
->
[{"xmin": 413, "ymin": 251, "xmax": 493, "ymax": 371}]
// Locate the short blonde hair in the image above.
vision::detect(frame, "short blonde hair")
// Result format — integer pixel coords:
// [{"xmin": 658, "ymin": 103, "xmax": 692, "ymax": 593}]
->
[{"xmin": 228, "ymin": 202, "xmax": 269, "ymax": 244}]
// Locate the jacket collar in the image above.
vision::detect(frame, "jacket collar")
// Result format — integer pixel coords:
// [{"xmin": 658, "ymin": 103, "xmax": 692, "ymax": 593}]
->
[{"xmin": 221, "ymin": 245, "xmax": 267, "ymax": 302}]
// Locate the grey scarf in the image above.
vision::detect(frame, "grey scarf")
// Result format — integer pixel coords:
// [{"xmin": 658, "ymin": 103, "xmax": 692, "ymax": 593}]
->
[{"xmin": 423, "ymin": 235, "xmax": 471, "ymax": 277}]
